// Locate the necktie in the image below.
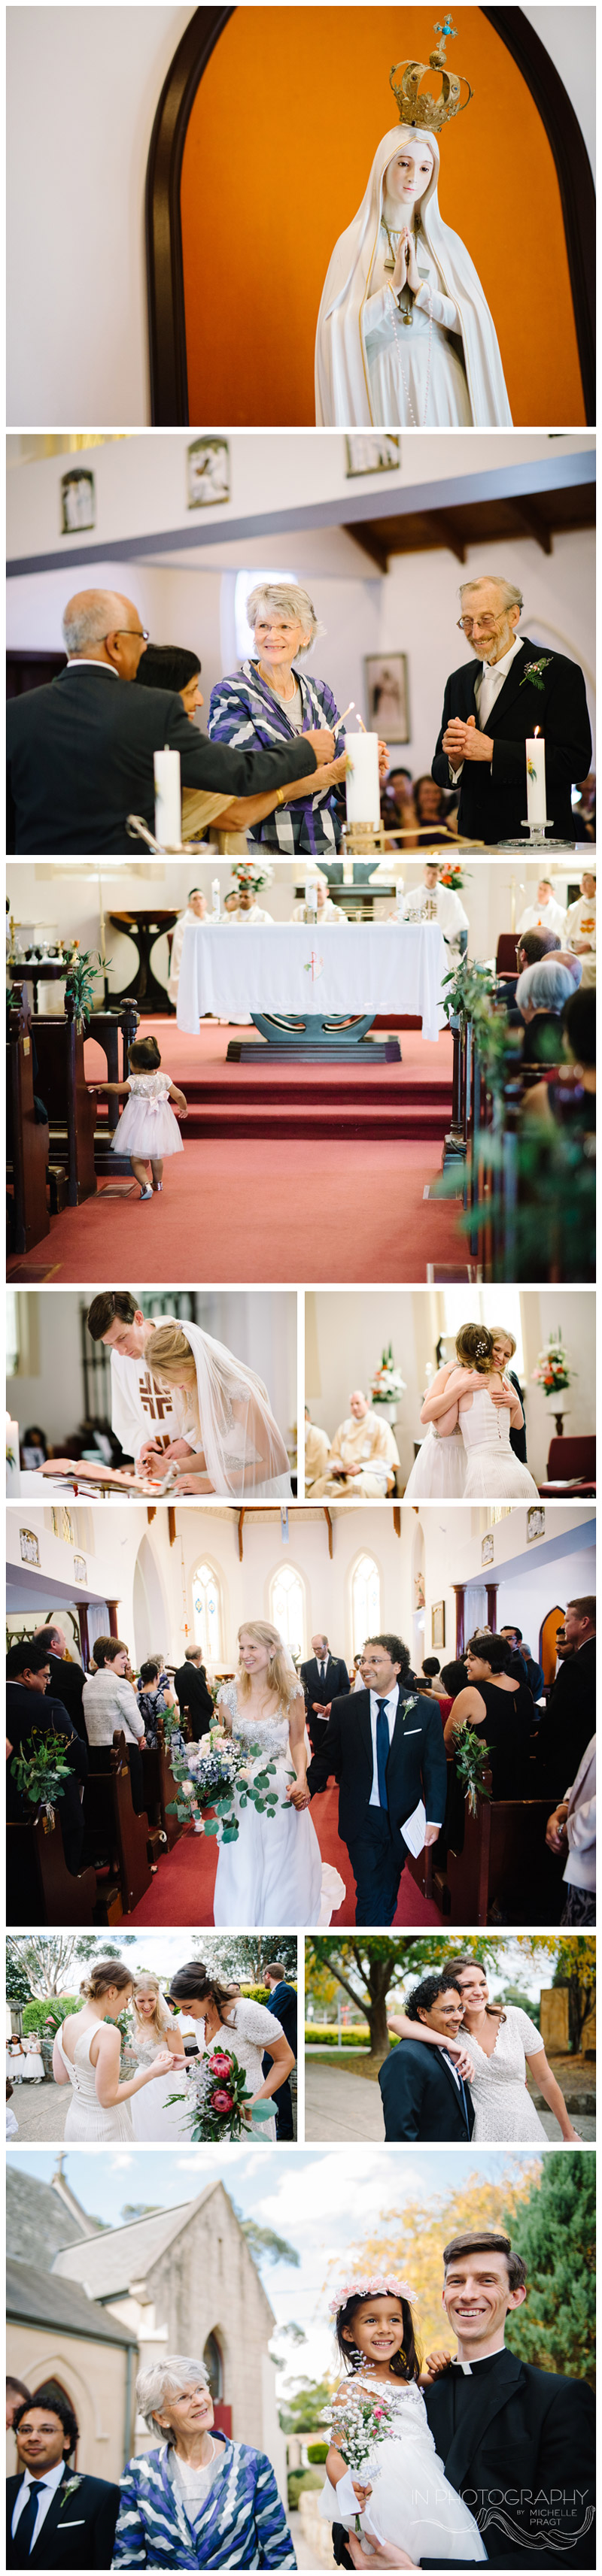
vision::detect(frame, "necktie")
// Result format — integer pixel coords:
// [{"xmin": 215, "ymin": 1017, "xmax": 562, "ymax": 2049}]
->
[
  {"xmin": 443, "ymin": 2051, "xmax": 470, "ymax": 2129},
  {"xmin": 375, "ymin": 1699, "xmax": 390, "ymax": 1810},
  {"xmin": 14, "ymin": 2482, "xmax": 48, "ymax": 2563}
]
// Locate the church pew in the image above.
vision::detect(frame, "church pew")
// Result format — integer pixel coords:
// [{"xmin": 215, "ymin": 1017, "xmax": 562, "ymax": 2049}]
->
[
  {"xmin": 7, "ymin": 1814, "xmax": 97, "ymax": 1926},
  {"xmin": 6, "ymin": 988, "xmax": 50, "ymax": 1253},
  {"xmin": 32, "ymin": 989, "xmax": 97, "ymax": 1205},
  {"xmin": 88, "ymin": 1001, "xmax": 140, "ymax": 1171},
  {"xmin": 83, "ymin": 1731, "xmax": 153, "ymax": 1911},
  {"xmin": 428, "ymin": 1762, "xmax": 560, "ymax": 1925},
  {"xmin": 141, "ymin": 1721, "xmax": 184, "ymax": 1851}
]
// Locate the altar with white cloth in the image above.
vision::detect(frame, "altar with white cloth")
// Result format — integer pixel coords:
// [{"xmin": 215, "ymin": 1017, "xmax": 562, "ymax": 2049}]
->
[{"xmin": 176, "ymin": 918, "xmax": 448, "ymax": 1053}]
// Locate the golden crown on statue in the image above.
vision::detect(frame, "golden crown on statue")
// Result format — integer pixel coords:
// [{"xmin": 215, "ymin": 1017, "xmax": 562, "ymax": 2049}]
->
[{"xmin": 389, "ymin": 17, "xmax": 473, "ymax": 132}]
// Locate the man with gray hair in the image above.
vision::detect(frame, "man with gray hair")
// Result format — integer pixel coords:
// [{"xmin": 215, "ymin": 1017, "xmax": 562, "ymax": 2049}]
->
[
  {"xmin": 432, "ymin": 574, "xmax": 591, "ymax": 844},
  {"xmin": 6, "ymin": 586, "xmax": 336, "ymax": 853}
]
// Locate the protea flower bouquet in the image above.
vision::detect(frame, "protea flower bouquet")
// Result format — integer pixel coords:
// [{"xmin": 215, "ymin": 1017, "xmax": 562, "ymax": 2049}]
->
[{"xmin": 167, "ymin": 2047, "xmax": 274, "ymax": 2141}]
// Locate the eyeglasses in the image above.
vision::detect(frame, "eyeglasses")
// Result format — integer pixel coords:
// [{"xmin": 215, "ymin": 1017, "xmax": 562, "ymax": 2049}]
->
[
  {"xmin": 456, "ymin": 614, "xmax": 503, "ymax": 636},
  {"xmin": 102, "ymin": 626, "xmax": 150, "ymax": 643}
]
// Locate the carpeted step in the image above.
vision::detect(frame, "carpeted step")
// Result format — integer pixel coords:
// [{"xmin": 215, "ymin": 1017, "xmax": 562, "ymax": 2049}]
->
[{"xmin": 181, "ymin": 1105, "xmax": 451, "ymax": 1139}]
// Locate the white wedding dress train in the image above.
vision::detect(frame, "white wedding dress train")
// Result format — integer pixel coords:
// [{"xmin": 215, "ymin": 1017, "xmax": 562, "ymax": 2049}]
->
[{"xmin": 212, "ymin": 1684, "xmax": 344, "ymax": 1928}]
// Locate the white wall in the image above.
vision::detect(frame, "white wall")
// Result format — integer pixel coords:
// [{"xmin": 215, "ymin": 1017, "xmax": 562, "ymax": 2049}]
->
[
  {"xmin": 8, "ymin": 1291, "xmax": 297, "ymax": 1455},
  {"xmin": 7, "ymin": 7, "xmax": 196, "ymax": 425},
  {"xmin": 306, "ymin": 1291, "xmax": 596, "ymax": 1490}
]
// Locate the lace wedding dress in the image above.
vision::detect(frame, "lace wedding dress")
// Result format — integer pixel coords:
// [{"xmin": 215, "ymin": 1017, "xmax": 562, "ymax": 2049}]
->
[
  {"xmin": 212, "ymin": 1683, "xmax": 343, "ymax": 1928},
  {"xmin": 459, "ymin": 1385, "xmax": 540, "ymax": 1501},
  {"xmin": 56, "ymin": 2023, "xmax": 133, "ymax": 2142},
  {"xmin": 128, "ymin": 2025, "xmax": 192, "ymax": 2141},
  {"xmin": 467, "ymin": 2006, "xmax": 549, "ymax": 2142},
  {"xmin": 320, "ymin": 2372, "xmax": 486, "ymax": 2559}
]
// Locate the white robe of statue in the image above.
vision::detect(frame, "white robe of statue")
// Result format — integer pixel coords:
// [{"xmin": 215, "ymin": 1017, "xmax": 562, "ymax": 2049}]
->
[{"xmin": 315, "ymin": 127, "xmax": 512, "ymax": 431}]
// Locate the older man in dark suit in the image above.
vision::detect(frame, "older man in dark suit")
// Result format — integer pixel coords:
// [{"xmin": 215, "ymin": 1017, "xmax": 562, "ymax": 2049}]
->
[
  {"xmin": 432, "ymin": 577, "xmax": 591, "ymax": 845},
  {"xmin": 7, "ymin": 2386, "xmax": 119, "ymax": 2568},
  {"xmin": 7, "ymin": 589, "xmax": 335, "ymax": 854},
  {"xmin": 299, "ymin": 1632, "xmax": 350, "ymax": 1756},
  {"xmin": 306, "ymin": 1633, "xmax": 446, "ymax": 1925}
]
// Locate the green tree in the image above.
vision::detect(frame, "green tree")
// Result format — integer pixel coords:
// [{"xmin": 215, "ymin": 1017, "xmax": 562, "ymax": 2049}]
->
[
  {"xmin": 6, "ymin": 1933, "xmax": 132, "ymax": 1998},
  {"xmin": 5, "ymin": 1952, "xmax": 32, "ymax": 2008},
  {"xmin": 515, "ymin": 1935, "xmax": 596, "ymax": 2053},
  {"xmin": 278, "ymin": 2378, "xmax": 333, "ymax": 2433},
  {"xmin": 504, "ymin": 2156, "xmax": 594, "ymax": 2385},
  {"xmin": 188, "ymin": 1932, "xmax": 297, "ymax": 1983},
  {"xmin": 306, "ymin": 1936, "xmax": 506, "ymax": 2062}
]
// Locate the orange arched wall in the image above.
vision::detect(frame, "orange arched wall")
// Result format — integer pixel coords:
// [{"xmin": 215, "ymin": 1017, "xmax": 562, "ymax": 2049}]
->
[{"xmin": 180, "ymin": 7, "xmax": 585, "ymax": 427}]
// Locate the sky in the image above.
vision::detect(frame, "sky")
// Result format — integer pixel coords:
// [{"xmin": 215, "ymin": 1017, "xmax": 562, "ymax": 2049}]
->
[
  {"xmin": 7, "ymin": 2143, "xmax": 542, "ymax": 2388},
  {"xmin": 8, "ymin": 1932, "xmax": 296, "ymax": 1987}
]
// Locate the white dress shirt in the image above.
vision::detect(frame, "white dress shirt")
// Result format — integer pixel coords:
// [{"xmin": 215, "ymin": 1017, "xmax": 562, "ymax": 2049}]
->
[
  {"xmin": 11, "ymin": 2456, "xmax": 68, "ymax": 2547},
  {"xmin": 450, "ymin": 633, "xmax": 523, "ymax": 780},
  {"xmin": 369, "ymin": 1683, "xmax": 400, "ymax": 1806}
]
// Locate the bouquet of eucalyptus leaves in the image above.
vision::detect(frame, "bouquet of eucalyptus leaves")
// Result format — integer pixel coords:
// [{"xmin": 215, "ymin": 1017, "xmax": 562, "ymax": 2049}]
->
[
  {"xmin": 10, "ymin": 1729, "xmax": 74, "ymax": 1833},
  {"xmin": 166, "ymin": 1727, "xmax": 283, "ymax": 1845},
  {"xmin": 452, "ymin": 1725, "xmax": 493, "ymax": 1817}
]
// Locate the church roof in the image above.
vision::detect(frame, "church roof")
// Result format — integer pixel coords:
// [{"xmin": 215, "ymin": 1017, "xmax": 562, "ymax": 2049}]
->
[
  {"xmin": 8, "ymin": 2259, "xmax": 138, "ymax": 2349},
  {"xmin": 53, "ymin": 2180, "xmax": 275, "ymax": 2324},
  {"xmin": 7, "ymin": 2165, "xmax": 93, "ymax": 2268}
]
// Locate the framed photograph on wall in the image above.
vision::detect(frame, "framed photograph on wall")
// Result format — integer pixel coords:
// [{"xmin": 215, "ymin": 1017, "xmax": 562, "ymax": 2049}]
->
[
  {"xmin": 187, "ymin": 438, "xmax": 230, "ymax": 508},
  {"xmin": 527, "ymin": 1506, "xmax": 546, "ymax": 1542},
  {"xmin": 345, "ymin": 435, "xmax": 401, "ymax": 476},
  {"xmin": 431, "ymin": 1600, "xmax": 445, "ymax": 1650},
  {"xmin": 364, "ymin": 653, "xmax": 409, "ymax": 741},
  {"xmin": 482, "ymin": 1532, "xmax": 494, "ymax": 1568},
  {"xmin": 60, "ymin": 468, "xmax": 96, "ymax": 534}
]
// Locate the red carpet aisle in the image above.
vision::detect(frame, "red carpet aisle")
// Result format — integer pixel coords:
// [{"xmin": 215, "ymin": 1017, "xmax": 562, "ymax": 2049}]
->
[
  {"xmin": 132, "ymin": 1788, "xmax": 442, "ymax": 1928},
  {"xmin": 8, "ymin": 1020, "xmax": 465, "ymax": 1283}
]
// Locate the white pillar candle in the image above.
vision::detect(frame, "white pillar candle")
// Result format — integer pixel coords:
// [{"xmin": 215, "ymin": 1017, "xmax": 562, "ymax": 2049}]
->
[
  {"xmin": 6, "ymin": 1414, "xmax": 20, "ymax": 1496},
  {"xmin": 345, "ymin": 730, "xmax": 380, "ymax": 829},
  {"xmin": 525, "ymin": 735, "xmax": 547, "ymax": 829},
  {"xmin": 211, "ymin": 877, "xmax": 220, "ymax": 918},
  {"xmin": 154, "ymin": 746, "xmax": 181, "ymax": 850},
  {"xmin": 305, "ymin": 877, "xmax": 318, "ymax": 914}
]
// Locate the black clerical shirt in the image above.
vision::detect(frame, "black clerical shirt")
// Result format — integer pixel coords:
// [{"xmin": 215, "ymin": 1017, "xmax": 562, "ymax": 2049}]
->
[{"xmin": 448, "ymin": 2347, "xmax": 507, "ymax": 2429}]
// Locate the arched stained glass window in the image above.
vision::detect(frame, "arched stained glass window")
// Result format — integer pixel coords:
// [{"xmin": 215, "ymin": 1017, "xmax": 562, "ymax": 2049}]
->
[
  {"xmin": 192, "ymin": 1561, "xmax": 222, "ymax": 1661},
  {"xmin": 269, "ymin": 1564, "xmax": 306, "ymax": 1662},
  {"xmin": 351, "ymin": 1554, "xmax": 380, "ymax": 1651}
]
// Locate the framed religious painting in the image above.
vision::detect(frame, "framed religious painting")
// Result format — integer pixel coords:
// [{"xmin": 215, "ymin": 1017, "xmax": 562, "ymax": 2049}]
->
[
  {"xmin": 431, "ymin": 1600, "xmax": 445, "ymax": 1650},
  {"xmin": 364, "ymin": 653, "xmax": 409, "ymax": 741},
  {"xmin": 187, "ymin": 437, "xmax": 230, "ymax": 507},
  {"xmin": 60, "ymin": 468, "xmax": 96, "ymax": 534},
  {"xmin": 345, "ymin": 435, "xmax": 401, "ymax": 475}
]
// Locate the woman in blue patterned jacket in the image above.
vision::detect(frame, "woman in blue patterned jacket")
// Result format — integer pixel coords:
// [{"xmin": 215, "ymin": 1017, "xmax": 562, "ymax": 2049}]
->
[
  {"xmin": 209, "ymin": 583, "xmax": 385, "ymax": 865},
  {"xmin": 111, "ymin": 2356, "xmax": 296, "ymax": 2570}
]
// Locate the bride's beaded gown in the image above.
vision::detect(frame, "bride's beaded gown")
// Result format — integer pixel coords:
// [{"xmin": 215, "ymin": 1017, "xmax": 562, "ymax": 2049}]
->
[
  {"xmin": 459, "ymin": 1384, "xmax": 540, "ymax": 1501},
  {"xmin": 213, "ymin": 1682, "xmax": 341, "ymax": 1928},
  {"xmin": 320, "ymin": 2374, "xmax": 486, "ymax": 2560}
]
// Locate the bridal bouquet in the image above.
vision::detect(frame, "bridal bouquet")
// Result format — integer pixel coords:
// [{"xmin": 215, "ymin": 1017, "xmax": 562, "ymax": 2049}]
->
[
  {"xmin": 167, "ymin": 1729, "xmax": 281, "ymax": 1845},
  {"xmin": 327, "ymin": 2384, "xmax": 395, "ymax": 2535},
  {"xmin": 166, "ymin": 2047, "xmax": 273, "ymax": 2141}
]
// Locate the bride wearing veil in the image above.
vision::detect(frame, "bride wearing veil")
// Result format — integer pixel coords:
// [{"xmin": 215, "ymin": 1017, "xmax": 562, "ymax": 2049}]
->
[
  {"xmin": 213, "ymin": 1622, "xmax": 344, "ymax": 1926},
  {"xmin": 141, "ymin": 1320, "xmax": 293, "ymax": 1499}
]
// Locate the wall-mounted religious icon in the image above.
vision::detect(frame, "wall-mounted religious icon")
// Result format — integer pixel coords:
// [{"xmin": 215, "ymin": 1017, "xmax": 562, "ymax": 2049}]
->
[
  {"xmin": 315, "ymin": 19, "xmax": 512, "ymax": 429},
  {"xmin": 187, "ymin": 438, "xmax": 230, "ymax": 508},
  {"xmin": 60, "ymin": 467, "xmax": 96, "ymax": 533}
]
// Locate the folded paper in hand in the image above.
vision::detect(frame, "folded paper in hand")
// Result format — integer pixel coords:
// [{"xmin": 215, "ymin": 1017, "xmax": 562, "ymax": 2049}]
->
[{"xmin": 400, "ymin": 1798, "xmax": 427, "ymax": 1856}]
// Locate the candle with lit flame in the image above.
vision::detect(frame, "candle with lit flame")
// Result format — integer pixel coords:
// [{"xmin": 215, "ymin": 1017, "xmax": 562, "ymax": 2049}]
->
[{"xmin": 525, "ymin": 726, "xmax": 547, "ymax": 830}]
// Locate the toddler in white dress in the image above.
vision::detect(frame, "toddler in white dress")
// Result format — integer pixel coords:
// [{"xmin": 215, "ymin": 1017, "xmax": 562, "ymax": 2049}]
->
[{"xmin": 89, "ymin": 1033, "xmax": 187, "ymax": 1199}]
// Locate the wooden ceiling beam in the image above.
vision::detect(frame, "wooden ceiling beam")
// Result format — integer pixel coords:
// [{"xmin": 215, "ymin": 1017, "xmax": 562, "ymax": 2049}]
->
[
  {"xmin": 342, "ymin": 521, "xmax": 389, "ymax": 571},
  {"xmin": 238, "ymin": 1508, "xmax": 245, "ymax": 1561},
  {"xmin": 323, "ymin": 1506, "xmax": 333, "ymax": 1559},
  {"xmin": 509, "ymin": 500, "xmax": 553, "ymax": 555},
  {"xmin": 424, "ymin": 509, "xmax": 467, "ymax": 562}
]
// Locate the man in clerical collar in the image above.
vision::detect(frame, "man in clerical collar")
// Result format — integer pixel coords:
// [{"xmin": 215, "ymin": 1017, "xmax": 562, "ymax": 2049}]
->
[{"xmin": 419, "ymin": 2228, "xmax": 595, "ymax": 2569}]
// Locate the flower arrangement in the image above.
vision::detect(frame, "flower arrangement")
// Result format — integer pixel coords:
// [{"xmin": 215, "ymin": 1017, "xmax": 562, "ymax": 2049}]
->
[
  {"xmin": 531, "ymin": 1333, "xmax": 573, "ymax": 1398},
  {"xmin": 230, "ymin": 859, "xmax": 274, "ymax": 896},
  {"xmin": 167, "ymin": 1727, "xmax": 282, "ymax": 1844},
  {"xmin": 439, "ymin": 862, "xmax": 470, "ymax": 892},
  {"xmin": 326, "ymin": 2384, "xmax": 396, "ymax": 2535},
  {"xmin": 369, "ymin": 1346, "xmax": 406, "ymax": 1407},
  {"xmin": 451, "ymin": 1725, "xmax": 493, "ymax": 1817},
  {"xmin": 10, "ymin": 1729, "xmax": 74, "ymax": 1833},
  {"xmin": 167, "ymin": 2047, "xmax": 273, "ymax": 2141}
]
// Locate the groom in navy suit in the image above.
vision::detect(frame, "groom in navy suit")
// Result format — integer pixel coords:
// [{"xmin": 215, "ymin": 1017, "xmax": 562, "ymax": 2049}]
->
[
  {"xmin": 379, "ymin": 1972, "xmax": 475, "ymax": 2141},
  {"xmin": 306, "ymin": 1634, "xmax": 446, "ymax": 1924},
  {"xmin": 432, "ymin": 574, "xmax": 591, "ymax": 845}
]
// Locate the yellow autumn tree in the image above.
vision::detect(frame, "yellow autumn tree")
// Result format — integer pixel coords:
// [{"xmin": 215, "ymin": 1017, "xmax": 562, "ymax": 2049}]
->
[{"xmin": 326, "ymin": 2163, "xmax": 537, "ymax": 2357}]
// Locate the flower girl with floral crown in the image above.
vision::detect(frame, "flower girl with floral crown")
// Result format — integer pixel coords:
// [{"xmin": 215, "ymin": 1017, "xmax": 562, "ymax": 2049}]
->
[{"xmin": 321, "ymin": 2274, "xmax": 486, "ymax": 2563}]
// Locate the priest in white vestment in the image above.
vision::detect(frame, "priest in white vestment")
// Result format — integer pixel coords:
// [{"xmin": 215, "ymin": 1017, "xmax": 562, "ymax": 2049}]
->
[
  {"xmin": 517, "ymin": 878, "xmax": 567, "ymax": 938},
  {"xmin": 564, "ymin": 870, "xmax": 596, "ymax": 986},
  {"xmin": 169, "ymin": 888, "xmax": 214, "ymax": 1003},
  {"xmin": 310, "ymin": 1389, "xmax": 400, "ymax": 1497},
  {"xmin": 304, "ymin": 1410, "xmax": 331, "ymax": 1489},
  {"xmin": 400, "ymin": 862, "xmax": 468, "ymax": 960}
]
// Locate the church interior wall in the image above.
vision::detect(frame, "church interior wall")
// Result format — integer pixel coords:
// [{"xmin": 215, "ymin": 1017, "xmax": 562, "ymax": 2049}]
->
[{"xmin": 307, "ymin": 1290, "xmax": 595, "ymax": 1490}]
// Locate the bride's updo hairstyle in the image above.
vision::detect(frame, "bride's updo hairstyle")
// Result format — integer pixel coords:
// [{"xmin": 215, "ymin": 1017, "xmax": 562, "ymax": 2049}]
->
[
  {"xmin": 146, "ymin": 1323, "xmax": 197, "ymax": 1388},
  {"xmin": 167, "ymin": 1960, "xmax": 239, "ymax": 2020},
  {"xmin": 79, "ymin": 1959, "xmax": 134, "ymax": 2003},
  {"xmin": 467, "ymin": 1632, "xmax": 515, "ymax": 1676},
  {"xmin": 455, "ymin": 1323, "xmax": 495, "ymax": 1375},
  {"xmin": 335, "ymin": 2289, "xmax": 421, "ymax": 2387},
  {"xmin": 132, "ymin": 1973, "xmax": 174, "ymax": 2038},
  {"xmin": 445, "ymin": 1957, "xmax": 506, "ymax": 2025},
  {"xmin": 237, "ymin": 1620, "xmax": 299, "ymax": 1706}
]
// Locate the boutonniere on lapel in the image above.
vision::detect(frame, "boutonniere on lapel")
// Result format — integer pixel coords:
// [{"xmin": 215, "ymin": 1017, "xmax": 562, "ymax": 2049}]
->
[
  {"xmin": 59, "ymin": 2476, "xmax": 83, "ymax": 2509},
  {"xmin": 400, "ymin": 1695, "xmax": 418, "ymax": 1720},
  {"xmin": 520, "ymin": 657, "xmax": 552, "ymax": 692}
]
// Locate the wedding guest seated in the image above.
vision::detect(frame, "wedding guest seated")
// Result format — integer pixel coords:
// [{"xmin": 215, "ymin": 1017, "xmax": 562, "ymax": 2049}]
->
[
  {"xmin": 412, "ymin": 776, "xmax": 455, "ymax": 844},
  {"xmin": 291, "ymin": 877, "xmax": 347, "ymax": 923},
  {"xmin": 20, "ymin": 1424, "xmax": 48, "ymax": 1468},
  {"xmin": 564, "ymin": 866, "xmax": 596, "ymax": 987},
  {"xmin": 7, "ymin": 589, "xmax": 334, "ymax": 856},
  {"xmin": 173, "ymin": 1646, "xmax": 214, "ymax": 1741},
  {"xmin": 310, "ymin": 1387, "xmax": 400, "ymax": 1497},
  {"xmin": 381, "ymin": 765, "xmax": 418, "ymax": 838},
  {"xmin": 546, "ymin": 1734, "xmax": 596, "ymax": 1926},
  {"xmin": 304, "ymin": 1405, "xmax": 330, "ymax": 1489},
  {"xmin": 399, "ymin": 861, "xmax": 468, "ymax": 962},
  {"xmin": 515, "ymin": 958, "xmax": 576, "ymax": 1065},
  {"xmin": 517, "ymin": 877, "xmax": 567, "ymax": 938},
  {"xmin": 169, "ymin": 888, "xmax": 214, "ymax": 1005},
  {"xmin": 82, "ymin": 1635, "xmax": 147, "ymax": 1814},
  {"xmin": 521, "ymin": 983, "xmax": 596, "ymax": 1134},
  {"xmin": 6, "ymin": 1638, "xmax": 88, "ymax": 1874},
  {"xmin": 112, "ymin": 2356, "xmax": 296, "ymax": 2569},
  {"xmin": 8, "ymin": 2385, "xmax": 120, "ymax": 2570},
  {"xmin": 497, "ymin": 927, "xmax": 561, "ymax": 1020},
  {"xmin": 535, "ymin": 1598, "xmax": 596, "ymax": 1794}
]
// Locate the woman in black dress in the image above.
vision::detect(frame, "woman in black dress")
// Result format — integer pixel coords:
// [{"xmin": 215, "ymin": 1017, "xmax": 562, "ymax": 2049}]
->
[{"xmin": 443, "ymin": 1632, "xmax": 534, "ymax": 1800}]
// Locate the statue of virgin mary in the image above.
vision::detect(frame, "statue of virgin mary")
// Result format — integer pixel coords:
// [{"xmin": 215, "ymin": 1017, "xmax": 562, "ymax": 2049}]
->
[{"xmin": 315, "ymin": 32, "xmax": 512, "ymax": 429}]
